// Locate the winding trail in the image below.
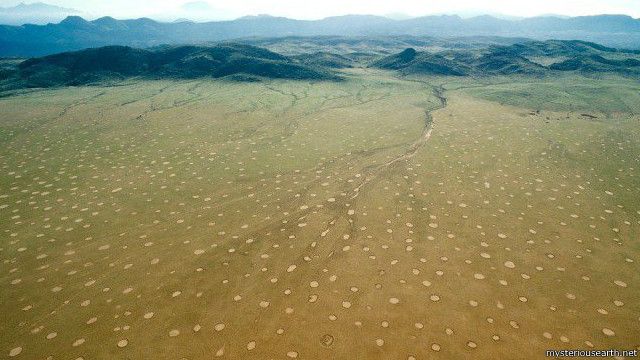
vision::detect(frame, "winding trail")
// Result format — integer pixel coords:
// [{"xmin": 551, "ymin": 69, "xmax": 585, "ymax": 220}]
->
[{"xmin": 351, "ymin": 84, "xmax": 448, "ymax": 199}]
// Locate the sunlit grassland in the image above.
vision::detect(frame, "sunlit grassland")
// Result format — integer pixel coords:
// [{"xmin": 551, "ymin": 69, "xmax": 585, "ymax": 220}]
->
[{"xmin": 0, "ymin": 70, "xmax": 638, "ymax": 359}]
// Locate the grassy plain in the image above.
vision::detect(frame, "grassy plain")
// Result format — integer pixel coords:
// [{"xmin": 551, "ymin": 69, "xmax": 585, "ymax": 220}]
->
[{"xmin": 1, "ymin": 70, "xmax": 639, "ymax": 359}]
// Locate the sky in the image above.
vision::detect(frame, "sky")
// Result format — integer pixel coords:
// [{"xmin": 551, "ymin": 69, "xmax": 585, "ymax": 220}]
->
[{"xmin": 2, "ymin": 0, "xmax": 640, "ymax": 20}]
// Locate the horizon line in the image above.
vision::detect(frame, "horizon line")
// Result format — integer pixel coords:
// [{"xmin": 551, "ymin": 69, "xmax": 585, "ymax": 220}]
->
[{"xmin": 5, "ymin": 12, "xmax": 639, "ymax": 26}]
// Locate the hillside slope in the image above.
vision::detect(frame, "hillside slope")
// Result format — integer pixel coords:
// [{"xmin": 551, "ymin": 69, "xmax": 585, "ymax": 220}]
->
[
  {"xmin": 370, "ymin": 40, "xmax": 640, "ymax": 77},
  {"xmin": 10, "ymin": 43, "xmax": 337, "ymax": 88}
]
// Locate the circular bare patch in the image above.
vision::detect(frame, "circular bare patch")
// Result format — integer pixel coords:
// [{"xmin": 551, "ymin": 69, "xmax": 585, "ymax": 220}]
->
[{"xmin": 320, "ymin": 334, "xmax": 334, "ymax": 347}]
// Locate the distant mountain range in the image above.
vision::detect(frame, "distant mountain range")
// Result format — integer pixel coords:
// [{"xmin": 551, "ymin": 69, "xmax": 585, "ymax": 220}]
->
[
  {"xmin": 1, "ymin": 14, "xmax": 640, "ymax": 57},
  {"xmin": 0, "ymin": 2, "xmax": 81, "ymax": 26}
]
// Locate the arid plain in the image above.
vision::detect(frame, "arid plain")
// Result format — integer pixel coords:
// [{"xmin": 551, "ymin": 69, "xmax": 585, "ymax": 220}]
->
[{"xmin": 1, "ymin": 69, "xmax": 639, "ymax": 359}]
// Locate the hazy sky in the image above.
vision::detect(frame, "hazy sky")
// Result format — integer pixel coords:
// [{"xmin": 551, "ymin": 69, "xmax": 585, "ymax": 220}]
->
[{"xmin": 3, "ymin": 0, "xmax": 640, "ymax": 20}]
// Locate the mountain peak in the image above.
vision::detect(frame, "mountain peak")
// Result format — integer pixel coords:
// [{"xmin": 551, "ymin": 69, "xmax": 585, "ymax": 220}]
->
[
  {"xmin": 399, "ymin": 48, "xmax": 417, "ymax": 58},
  {"xmin": 93, "ymin": 16, "xmax": 117, "ymax": 23},
  {"xmin": 60, "ymin": 15, "xmax": 89, "ymax": 26},
  {"xmin": 1, "ymin": 13, "xmax": 640, "ymax": 57}
]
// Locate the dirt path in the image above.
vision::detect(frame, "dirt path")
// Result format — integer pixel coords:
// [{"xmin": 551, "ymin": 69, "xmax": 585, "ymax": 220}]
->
[{"xmin": 351, "ymin": 84, "xmax": 447, "ymax": 199}]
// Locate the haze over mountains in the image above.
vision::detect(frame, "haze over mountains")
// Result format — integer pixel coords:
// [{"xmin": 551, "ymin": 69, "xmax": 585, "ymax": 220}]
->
[
  {"xmin": 1, "ymin": 12, "xmax": 640, "ymax": 57},
  {"xmin": 0, "ymin": 2, "xmax": 81, "ymax": 25}
]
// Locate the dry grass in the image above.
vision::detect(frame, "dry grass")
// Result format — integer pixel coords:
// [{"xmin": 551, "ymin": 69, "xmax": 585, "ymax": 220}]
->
[{"xmin": 1, "ymin": 71, "xmax": 638, "ymax": 359}]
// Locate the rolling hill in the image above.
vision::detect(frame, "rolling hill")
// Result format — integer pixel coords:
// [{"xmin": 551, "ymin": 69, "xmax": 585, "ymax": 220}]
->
[
  {"xmin": 3, "ymin": 38, "xmax": 640, "ymax": 91},
  {"xmin": 370, "ymin": 40, "xmax": 640, "ymax": 77},
  {"xmin": 549, "ymin": 55, "xmax": 640, "ymax": 75},
  {"xmin": 371, "ymin": 48, "xmax": 469, "ymax": 75},
  {"xmin": 6, "ymin": 43, "xmax": 338, "ymax": 88}
]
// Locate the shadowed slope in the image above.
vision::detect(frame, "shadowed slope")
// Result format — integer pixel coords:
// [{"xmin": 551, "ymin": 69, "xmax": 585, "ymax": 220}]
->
[
  {"xmin": 12, "ymin": 43, "xmax": 338, "ymax": 87},
  {"xmin": 370, "ymin": 40, "xmax": 640, "ymax": 77}
]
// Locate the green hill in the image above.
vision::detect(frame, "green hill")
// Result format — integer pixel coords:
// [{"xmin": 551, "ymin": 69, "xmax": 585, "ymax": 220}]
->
[
  {"xmin": 549, "ymin": 54, "xmax": 640, "ymax": 76},
  {"xmin": 371, "ymin": 48, "xmax": 469, "ymax": 76},
  {"xmin": 292, "ymin": 52, "xmax": 356, "ymax": 68},
  {"xmin": 495, "ymin": 39, "xmax": 640, "ymax": 57},
  {"xmin": 371, "ymin": 48, "xmax": 419, "ymax": 69},
  {"xmin": 473, "ymin": 52, "xmax": 547, "ymax": 75},
  {"xmin": 370, "ymin": 40, "xmax": 640, "ymax": 77},
  {"xmin": 10, "ymin": 43, "xmax": 338, "ymax": 88}
]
